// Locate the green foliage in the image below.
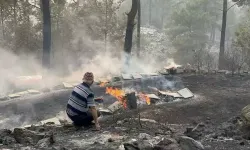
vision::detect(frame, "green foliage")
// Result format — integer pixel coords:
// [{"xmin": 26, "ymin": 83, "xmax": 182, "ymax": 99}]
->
[
  {"xmin": 233, "ymin": 15, "xmax": 250, "ymax": 60},
  {"xmin": 166, "ymin": 0, "xmax": 220, "ymax": 63},
  {"xmin": 0, "ymin": 0, "xmax": 126, "ymax": 54}
]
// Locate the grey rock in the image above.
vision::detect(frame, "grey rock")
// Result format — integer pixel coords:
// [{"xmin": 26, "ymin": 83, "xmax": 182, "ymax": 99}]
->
[
  {"xmin": 36, "ymin": 137, "xmax": 54, "ymax": 148},
  {"xmin": 184, "ymin": 123, "xmax": 205, "ymax": 140},
  {"xmin": 0, "ymin": 129, "xmax": 12, "ymax": 144},
  {"xmin": 2, "ymin": 136, "xmax": 16, "ymax": 145},
  {"xmin": 154, "ymin": 138, "xmax": 179, "ymax": 150},
  {"xmin": 157, "ymin": 138, "xmax": 176, "ymax": 146},
  {"xmin": 117, "ymin": 120, "xmax": 124, "ymax": 125},
  {"xmin": 179, "ymin": 136, "xmax": 204, "ymax": 150},
  {"xmin": 20, "ymin": 146, "xmax": 36, "ymax": 150},
  {"xmin": 139, "ymin": 140, "xmax": 153, "ymax": 150},
  {"xmin": 124, "ymin": 142, "xmax": 139, "ymax": 150},
  {"xmin": 154, "ymin": 144, "xmax": 180, "ymax": 150},
  {"xmin": 13, "ymin": 128, "xmax": 45, "ymax": 145},
  {"xmin": 138, "ymin": 133, "xmax": 151, "ymax": 140},
  {"xmin": 51, "ymin": 146, "xmax": 68, "ymax": 150}
]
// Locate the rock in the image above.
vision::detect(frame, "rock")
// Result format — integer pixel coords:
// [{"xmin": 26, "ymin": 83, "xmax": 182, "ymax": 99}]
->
[
  {"xmin": 0, "ymin": 129, "xmax": 12, "ymax": 144},
  {"xmin": 153, "ymin": 144, "xmax": 180, "ymax": 150},
  {"xmin": 36, "ymin": 137, "xmax": 54, "ymax": 148},
  {"xmin": 2, "ymin": 136, "xmax": 16, "ymax": 145},
  {"xmin": 123, "ymin": 142, "xmax": 140, "ymax": 150},
  {"xmin": 51, "ymin": 146, "xmax": 68, "ymax": 150},
  {"xmin": 241, "ymin": 105, "xmax": 250, "ymax": 124},
  {"xmin": 154, "ymin": 138, "xmax": 179, "ymax": 150},
  {"xmin": 184, "ymin": 123, "xmax": 205, "ymax": 140},
  {"xmin": 157, "ymin": 138, "xmax": 176, "ymax": 146},
  {"xmin": 139, "ymin": 140, "xmax": 153, "ymax": 150},
  {"xmin": 179, "ymin": 136, "xmax": 204, "ymax": 150},
  {"xmin": 13, "ymin": 128, "xmax": 45, "ymax": 145},
  {"xmin": 138, "ymin": 133, "xmax": 151, "ymax": 140},
  {"xmin": 117, "ymin": 120, "xmax": 124, "ymax": 125},
  {"xmin": 20, "ymin": 146, "xmax": 36, "ymax": 150},
  {"xmin": 240, "ymin": 105, "xmax": 250, "ymax": 139}
]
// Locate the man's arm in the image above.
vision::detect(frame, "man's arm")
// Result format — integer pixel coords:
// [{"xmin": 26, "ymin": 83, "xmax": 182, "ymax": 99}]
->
[
  {"xmin": 87, "ymin": 94, "xmax": 100, "ymax": 130},
  {"xmin": 89, "ymin": 106, "xmax": 99, "ymax": 124}
]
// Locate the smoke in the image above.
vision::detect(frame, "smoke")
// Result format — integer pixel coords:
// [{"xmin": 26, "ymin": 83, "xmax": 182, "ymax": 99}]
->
[
  {"xmin": 0, "ymin": 115, "xmax": 33, "ymax": 129},
  {"xmin": 0, "ymin": 48, "xmax": 44, "ymax": 95}
]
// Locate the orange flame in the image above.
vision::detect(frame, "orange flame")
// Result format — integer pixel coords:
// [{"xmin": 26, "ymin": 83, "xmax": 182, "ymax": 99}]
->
[
  {"xmin": 138, "ymin": 93, "xmax": 151, "ymax": 105},
  {"xmin": 106, "ymin": 87, "xmax": 127, "ymax": 108},
  {"xmin": 100, "ymin": 82, "xmax": 107, "ymax": 87}
]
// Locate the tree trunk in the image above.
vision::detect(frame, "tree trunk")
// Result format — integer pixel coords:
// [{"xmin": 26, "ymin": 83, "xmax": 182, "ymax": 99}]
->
[
  {"xmin": 160, "ymin": 1, "xmax": 165, "ymax": 29},
  {"xmin": 41, "ymin": 0, "xmax": 52, "ymax": 69},
  {"xmin": 124, "ymin": 0, "xmax": 138, "ymax": 54},
  {"xmin": 136, "ymin": 0, "xmax": 141, "ymax": 57},
  {"xmin": 219, "ymin": 0, "xmax": 227, "ymax": 69},
  {"xmin": 148, "ymin": 0, "xmax": 152, "ymax": 25},
  {"xmin": 13, "ymin": 0, "xmax": 17, "ymax": 51},
  {"xmin": 105, "ymin": 0, "xmax": 108, "ymax": 52},
  {"xmin": 0, "ymin": 3, "xmax": 5, "ymax": 41}
]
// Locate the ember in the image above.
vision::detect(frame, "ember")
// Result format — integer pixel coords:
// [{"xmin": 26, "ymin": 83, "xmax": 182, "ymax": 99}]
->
[{"xmin": 106, "ymin": 87, "xmax": 127, "ymax": 108}]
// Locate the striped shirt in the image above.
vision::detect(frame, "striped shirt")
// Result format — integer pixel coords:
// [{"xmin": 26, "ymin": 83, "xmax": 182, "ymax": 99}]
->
[{"xmin": 66, "ymin": 82, "xmax": 95, "ymax": 116}]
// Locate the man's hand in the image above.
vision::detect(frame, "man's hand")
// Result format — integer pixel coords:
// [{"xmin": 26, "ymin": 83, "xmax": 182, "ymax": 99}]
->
[
  {"xmin": 94, "ymin": 97, "xmax": 104, "ymax": 103},
  {"xmin": 95, "ymin": 122, "xmax": 101, "ymax": 131},
  {"xmin": 94, "ymin": 97, "xmax": 103, "ymax": 100},
  {"xmin": 90, "ymin": 106, "xmax": 100, "ymax": 130}
]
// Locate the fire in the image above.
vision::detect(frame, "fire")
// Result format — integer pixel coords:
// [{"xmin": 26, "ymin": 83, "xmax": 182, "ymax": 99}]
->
[
  {"xmin": 138, "ymin": 93, "xmax": 151, "ymax": 105},
  {"xmin": 106, "ymin": 87, "xmax": 127, "ymax": 108},
  {"xmin": 106, "ymin": 87, "xmax": 151, "ymax": 108},
  {"xmin": 99, "ymin": 82, "xmax": 107, "ymax": 87}
]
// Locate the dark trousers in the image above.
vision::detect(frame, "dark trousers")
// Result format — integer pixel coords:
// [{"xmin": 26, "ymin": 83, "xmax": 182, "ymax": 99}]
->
[{"xmin": 67, "ymin": 110, "xmax": 101, "ymax": 127}]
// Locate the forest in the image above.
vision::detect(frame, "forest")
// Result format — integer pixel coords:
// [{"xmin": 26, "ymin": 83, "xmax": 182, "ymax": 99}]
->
[{"xmin": 0, "ymin": 0, "xmax": 250, "ymax": 77}]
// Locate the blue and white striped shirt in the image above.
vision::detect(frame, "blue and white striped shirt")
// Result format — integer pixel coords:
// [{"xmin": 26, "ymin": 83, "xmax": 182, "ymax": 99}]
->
[{"xmin": 66, "ymin": 83, "xmax": 95, "ymax": 116}]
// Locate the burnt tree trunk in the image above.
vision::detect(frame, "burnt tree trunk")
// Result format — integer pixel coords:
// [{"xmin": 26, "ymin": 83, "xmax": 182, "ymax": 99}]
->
[
  {"xmin": 41, "ymin": 0, "xmax": 52, "ymax": 69},
  {"xmin": 125, "ymin": 92, "xmax": 137, "ymax": 109},
  {"xmin": 105, "ymin": 0, "xmax": 108, "ymax": 52},
  {"xmin": 124, "ymin": 0, "xmax": 138, "ymax": 54},
  {"xmin": 13, "ymin": 0, "xmax": 17, "ymax": 51},
  {"xmin": 136, "ymin": 0, "xmax": 141, "ymax": 57},
  {"xmin": 0, "ymin": 3, "xmax": 5, "ymax": 41},
  {"xmin": 219, "ymin": 0, "xmax": 227, "ymax": 69},
  {"xmin": 149, "ymin": 0, "xmax": 152, "ymax": 25}
]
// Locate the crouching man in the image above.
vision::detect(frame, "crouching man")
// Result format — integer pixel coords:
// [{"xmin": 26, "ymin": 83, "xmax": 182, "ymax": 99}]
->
[{"xmin": 66, "ymin": 72, "xmax": 101, "ymax": 130}]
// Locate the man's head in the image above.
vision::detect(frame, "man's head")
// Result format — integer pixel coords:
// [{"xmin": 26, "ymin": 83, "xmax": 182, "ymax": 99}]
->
[{"xmin": 83, "ymin": 72, "xmax": 94, "ymax": 86}]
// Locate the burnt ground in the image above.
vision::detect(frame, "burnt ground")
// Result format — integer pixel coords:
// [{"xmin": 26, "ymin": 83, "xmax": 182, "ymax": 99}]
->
[
  {"xmin": 154, "ymin": 74, "xmax": 250, "ymax": 149},
  {"xmin": 145, "ymin": 74, "xmax": 250, "ymax": 125},
  {"xmin": 1, "ymin": 74, "xmax": 250, "ymax": 150},
  {"xmin": 104, "ymin": 74, "xmax": 250, "ymax": 150}
]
